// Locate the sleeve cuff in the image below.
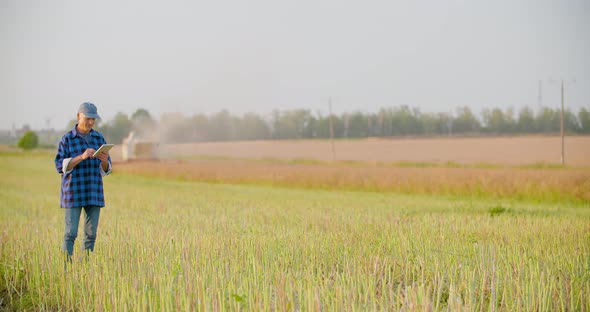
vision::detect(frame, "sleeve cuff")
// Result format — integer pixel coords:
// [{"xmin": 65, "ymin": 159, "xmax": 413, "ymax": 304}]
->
[
  {"xmin": 62, "ymin": 158, "xmax": 73, "ymax": 175},
  {"xmin": 101, "ymin": 161, "xmax": 112, "ymax": 177}
]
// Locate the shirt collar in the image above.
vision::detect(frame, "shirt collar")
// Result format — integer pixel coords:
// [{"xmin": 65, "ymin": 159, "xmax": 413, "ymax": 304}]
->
[{"xmin": 67, "ymin": 124, "xmax": 98, "ymax": 138}]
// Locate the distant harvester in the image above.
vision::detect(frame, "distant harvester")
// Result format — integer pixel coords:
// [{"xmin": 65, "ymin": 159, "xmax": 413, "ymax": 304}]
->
[{"xmin": 122, "ymin": 131, "xmax": 159, "ymax": 161}]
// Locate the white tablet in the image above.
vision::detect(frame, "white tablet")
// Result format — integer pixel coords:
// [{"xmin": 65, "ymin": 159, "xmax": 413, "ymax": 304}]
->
[{"xmin": 92, "ymin": 144, "xmax": 114, "ymax": 157}]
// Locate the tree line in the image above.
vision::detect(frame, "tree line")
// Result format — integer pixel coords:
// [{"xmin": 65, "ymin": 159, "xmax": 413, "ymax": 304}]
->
[{"xmin": 93, "ymin": 106, "xmax": 590, "ymax": 144}]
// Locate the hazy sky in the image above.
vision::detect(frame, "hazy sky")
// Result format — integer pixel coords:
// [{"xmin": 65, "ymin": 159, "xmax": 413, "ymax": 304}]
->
[{"xmin": 1, "ymin": 0, "xmax": 589, "ymax": 130}]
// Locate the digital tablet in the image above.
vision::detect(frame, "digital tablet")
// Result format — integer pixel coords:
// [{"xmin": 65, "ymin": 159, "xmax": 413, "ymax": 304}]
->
[{"xmin": 92, "ymin": 144, "xmax": 114, "ymax": 157}]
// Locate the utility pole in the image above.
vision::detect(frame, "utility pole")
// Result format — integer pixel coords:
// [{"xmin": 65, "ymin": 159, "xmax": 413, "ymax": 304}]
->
[
  {"xmin": 560, "ymin": 80, "xmax": 565, "ymax": 165},
  {"xmin": 551, "ymin": 79, "xmax": 574, "ymax": 166},
  {"xmin": 559, "ymin": 79, "xmax": 577, "ymax": 166},
  {"xmin": 328, "ymin": 97, "xmax": 335, "ymax": 161}
]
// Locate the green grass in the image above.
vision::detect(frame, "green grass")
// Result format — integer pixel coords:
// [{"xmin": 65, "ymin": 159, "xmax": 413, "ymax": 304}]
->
[{"xmin": 1, "ymin": 153, "xmax": 589, "ymax": 311}]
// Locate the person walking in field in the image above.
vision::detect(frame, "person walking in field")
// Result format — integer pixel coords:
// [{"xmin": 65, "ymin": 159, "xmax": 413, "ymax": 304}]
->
[{"xmin": 54, "ymin": 102, "xmax": 112, "ymax": 260}]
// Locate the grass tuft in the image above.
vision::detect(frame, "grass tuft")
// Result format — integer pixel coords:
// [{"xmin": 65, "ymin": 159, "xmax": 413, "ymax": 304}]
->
[{"xmin": 488, "ymin": 205, "xmax": 509, "ymax": 217}]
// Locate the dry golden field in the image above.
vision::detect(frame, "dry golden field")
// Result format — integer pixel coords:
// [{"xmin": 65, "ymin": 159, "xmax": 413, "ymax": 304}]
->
[
  {"xmin": 111, "ymin": 135, "xmax": 590, "ymax": 166},
  {"xmin": 110, "ymin": 136, "xmax": 590, "ymax": 203},
  {"xmin": 115, "ymin": 158, "xmax": 590, "ymax": 202}
]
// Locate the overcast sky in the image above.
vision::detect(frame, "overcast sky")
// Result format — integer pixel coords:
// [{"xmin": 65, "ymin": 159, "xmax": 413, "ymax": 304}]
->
[{"xmin": 1, "ymin": 0, "xmax": 589, "ymax": 130}]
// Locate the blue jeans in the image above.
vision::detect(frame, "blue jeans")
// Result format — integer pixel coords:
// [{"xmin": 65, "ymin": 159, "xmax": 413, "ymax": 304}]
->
[{"xmin": 62, "ymin": 206, "xmax": 101, "ymax": 256}]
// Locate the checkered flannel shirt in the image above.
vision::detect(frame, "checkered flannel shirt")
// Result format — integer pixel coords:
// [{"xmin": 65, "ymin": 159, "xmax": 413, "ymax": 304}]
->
[{"xmin": 54, "ymin": 126, "xmax": 112, "ymax": 208}]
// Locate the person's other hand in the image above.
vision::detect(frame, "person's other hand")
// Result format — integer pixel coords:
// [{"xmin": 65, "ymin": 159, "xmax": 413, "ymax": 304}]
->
[
  {"xmin": 96, "ymin": 151, "xmax": 109, "ymax": 163},
  {"xmin": 82, "ymin": 148, "xmax": 96, "ymax": 160}
]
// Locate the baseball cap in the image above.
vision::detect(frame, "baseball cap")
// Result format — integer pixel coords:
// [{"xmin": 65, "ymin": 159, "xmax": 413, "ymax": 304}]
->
[{"xmin": 78, "ymin": 102, "xmax": 101, "ymax": 119}]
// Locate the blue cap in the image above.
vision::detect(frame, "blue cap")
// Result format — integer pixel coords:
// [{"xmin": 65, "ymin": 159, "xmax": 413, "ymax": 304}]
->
[{"xmin": 78, "ymin": 102, "xmax": 101, "ymax": 119}]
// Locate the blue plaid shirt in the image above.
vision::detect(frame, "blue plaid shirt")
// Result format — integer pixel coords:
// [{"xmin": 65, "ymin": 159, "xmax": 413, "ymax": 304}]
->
[{"xmin": 54, "ymin": 125, "xmax": 112, "ymax": 208}]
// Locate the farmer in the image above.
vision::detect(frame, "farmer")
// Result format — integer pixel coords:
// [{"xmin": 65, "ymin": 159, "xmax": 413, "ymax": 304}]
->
[{"xmin": 54, "ymin": 102, "xmax": 112, "ymax": 260}]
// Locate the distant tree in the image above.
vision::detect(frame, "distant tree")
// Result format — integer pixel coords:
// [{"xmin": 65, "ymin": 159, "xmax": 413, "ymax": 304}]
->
[
  {"xmin": 578, "ymin": 107, "xmax": 590, "ymax": 134},
  {"xmin": 376, "ymin": 108, "xmax": 394, "ymax": 136},
  {"xmin": 131, "ymin": 108, "xmax": 153, "ymax": 122},
  {"xmin": 236, "ymin": 113, "xmax": 271, "ymax": 141},
  {"xmin": 517, "ymin": 106, "xmax": 536, "ymax": 133},
  {"xmin": 159, "ymin": 112, "xmax": 194, "ymax": 143},
  {"xmin": 421, "ymin": 112, "xmax": 451, "ymax": 136},
  {"xmin": 301, "ymin": 113, "xmax": 318, "ymax": 138},
  {"xmin": 17, "ymin": 130, "xmax": 39, "ymax": 150},
  {"xmin": 314, "ymin": 113, "xmax": 344, "ymax": 139},
  {"xmin": 99, "ymin": 112, "xmax": 132, "ymax": 144},
  {"xmin": 294, "ymin": 110, "xmax": 315, "ymax": 138},
  {"xmin": 505, "ymin": 107, "xmax": 516, "ymax": 133},
  {"xmin": 388, "ymin": 106, "xmax": 422, "ymax": 135},
  {"xmin": 482, "ymin": 107, "xmax": 515, "ymax": 134},
  {"xmin": 272, "ymin": 110, "xmax": 295, "ymax": 139},
  {"xmin": 453, "ymin": 106, "xmax": 481, "ymax": 134},
  {"xmin": 80, "ymin": 104, "xmax": 590, "ymax": 143},
  {"xmin": 130, "ymin": 108, "xmax": 156, "ymax": 139},
  {"xmin": 364, "ymin": 113, "xmax": 378, "ymax": 137},
  {"xmin": 564, "ymin": 109, "xmax": 581, "ymax": 134},
  {"xmin": 420, "ymin": 112, "xmax": 437, "ymax": 135},
  {"xmin": 191, "ymin": 113, "xmax": 210, "ymax": 141},
  {"xmin": 440, "ymin": 113, "xmax": 454, "ymax": 136},
  {"xmin": 346, "ymin": 111, "xmax": 370, "ymax": 138},
  {"xmin": 208, "ymin": 110, "xmax": 235, "ymax": 141},
  {"xmin": 535, "ymin": 107, "xmax": 560, "ymax": 133},
  {"xmin": 271, "ymin": 109, "xmax": 314, "ymax": 139}
]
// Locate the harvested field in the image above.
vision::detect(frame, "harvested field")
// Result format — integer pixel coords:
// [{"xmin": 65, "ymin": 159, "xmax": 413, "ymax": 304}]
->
[
  {"xmin": 111, "ymin": 135, "xmax": 590, "ymax": 202},
  {"xmin": 115, "ymin": 158, "xmax": 590, "ymax": 202},
  {"xmin": 113, "ymin": 135, "xmax": 590, "ymax": 167}
]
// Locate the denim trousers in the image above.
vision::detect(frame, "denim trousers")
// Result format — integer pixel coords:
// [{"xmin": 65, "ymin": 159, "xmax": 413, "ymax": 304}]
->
[{"xmin": 62, "ymin": 206, "xmax": 101, "ymax": 256}]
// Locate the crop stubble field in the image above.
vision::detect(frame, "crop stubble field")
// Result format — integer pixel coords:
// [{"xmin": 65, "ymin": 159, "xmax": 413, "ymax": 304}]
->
[
  {"xmin": 1, "ymin": 136, "xmax": 589, "ymax": 311},
  {"xmin": 115, "ymin": 135, "xmax": 590, "ymax": 203},
  {"xmin": 150, "ymin": 136, "xmax": 590, "ymax": 166}
]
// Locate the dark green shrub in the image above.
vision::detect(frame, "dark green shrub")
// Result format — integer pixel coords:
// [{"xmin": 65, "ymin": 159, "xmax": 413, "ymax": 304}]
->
[{"xmin": 17, "ymin": 131, "xmax": 39, "ymax": 150}]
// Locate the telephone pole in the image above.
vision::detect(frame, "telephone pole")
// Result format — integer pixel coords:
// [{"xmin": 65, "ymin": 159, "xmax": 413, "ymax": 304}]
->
[
  {"xmin": 328, "ymin": 97, "xmax": 336, "ymax": 161},
  {"xmin": 556, "ymin": 79, "xmax": 575, "ymax": 166},
  {"xmin": 560, "ymin": 80, "xmax": 565, "ymax": 165}
]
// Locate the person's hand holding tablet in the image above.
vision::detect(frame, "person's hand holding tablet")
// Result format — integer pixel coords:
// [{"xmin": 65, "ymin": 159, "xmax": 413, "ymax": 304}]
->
[{"xmin": 92, "ymin": 144, "xmax": 114, "ymax": 157}]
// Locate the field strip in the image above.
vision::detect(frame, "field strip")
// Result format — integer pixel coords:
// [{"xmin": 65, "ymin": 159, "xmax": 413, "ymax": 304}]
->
[{"xmin": 114, "ymin": 158, "xmax": 590, "ymax": 203}]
